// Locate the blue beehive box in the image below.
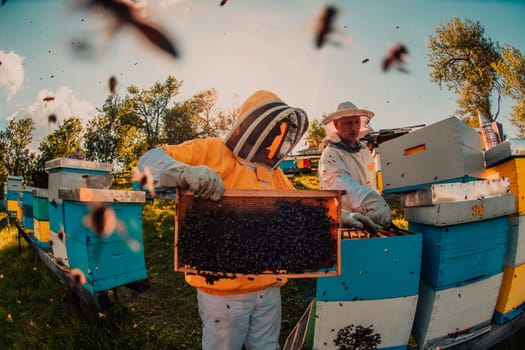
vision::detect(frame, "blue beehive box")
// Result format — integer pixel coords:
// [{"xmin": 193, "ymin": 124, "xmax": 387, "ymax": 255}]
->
[
  {"xmin": 410, "ymin": 217, "xmax": 508, "ymax": 290},
  {"xmin": 21, "ymin": 187, "xmax": 34, "ymax": 230},
  {"xmin": 6, "ymin": 175, "xmax": 23, "ymax": 217},
  {"xmin": 311, "ymin": 230, "xmax": 422, "ymax": 350},
  {"xmin": 58, "ymin": 188, "xmax": 146, "ymax": 293}
]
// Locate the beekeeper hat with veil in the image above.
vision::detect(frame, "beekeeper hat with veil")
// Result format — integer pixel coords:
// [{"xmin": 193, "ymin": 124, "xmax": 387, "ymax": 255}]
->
[{"xmin": 225, "ymin": 90, "xmax": 309, "ymax": 168}]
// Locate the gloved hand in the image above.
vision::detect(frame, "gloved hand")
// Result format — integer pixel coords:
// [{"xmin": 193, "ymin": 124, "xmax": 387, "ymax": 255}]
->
[
  {"xmin": 341, "ymin": 210, "xmax": 377, "ymax": 231},
  {"xmin": 361, "ymin": 191, "xmax": 392, "ymax": 229},
  {"xmin": 160, "ymin": 163, "xmax": 225, "ymax": 201}
]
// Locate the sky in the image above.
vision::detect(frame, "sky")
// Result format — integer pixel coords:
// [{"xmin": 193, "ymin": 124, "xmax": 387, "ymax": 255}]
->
[{"xmin": 1, "ymin": 0, "xmax": 524, "ymax": 152}]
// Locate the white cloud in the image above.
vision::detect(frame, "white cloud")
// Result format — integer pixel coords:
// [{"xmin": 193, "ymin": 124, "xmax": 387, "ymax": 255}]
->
[
  {"xmin": 0, "ymin": 50, "xmax": 25, "ymax": 102},
  {"xmin": 26, "ymin": 86, "xmax": 98, "ymax": 150}
]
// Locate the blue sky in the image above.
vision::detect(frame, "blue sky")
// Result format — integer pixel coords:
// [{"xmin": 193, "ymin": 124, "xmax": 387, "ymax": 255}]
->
[{"xmin": 1, "ymin": 0, "xmax": 524, "ymax": 151}]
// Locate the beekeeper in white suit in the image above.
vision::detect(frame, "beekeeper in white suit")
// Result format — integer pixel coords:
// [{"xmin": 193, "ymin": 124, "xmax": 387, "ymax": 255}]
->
[{"xmin": 319, "ymin": 101, "xmax": 392, "ymax": 230}]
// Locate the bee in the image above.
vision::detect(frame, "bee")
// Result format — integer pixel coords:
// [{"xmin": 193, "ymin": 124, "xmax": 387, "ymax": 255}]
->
[
  {"xmin": 132, "ymin": 166, "xmax": 156, "ymax": 196},
  {"xmin": 79, "ymin": 0, "xmax": 179, "ymax": 58},
  {"xmin": 109, "ymin": 75, "xmax": 117, "ymax": 94},
  {"xmin": 42, "ymin": 96, "xmax": 55, "ymax": 102},
  {"xmin": 382, "ymin": 43, "xmax": 409, "ymax": 73},
  {"xmin": 315, "ymin": 5, "xmax": 338, "ymax": 49}
]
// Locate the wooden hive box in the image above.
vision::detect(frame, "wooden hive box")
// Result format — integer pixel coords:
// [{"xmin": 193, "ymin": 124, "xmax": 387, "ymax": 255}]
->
[
  {"xmin": 493, "ymin": 261, "xmax": 525, "ymax": 324},
  {"xmin": 409, "ymin": 217, "xmax": 508, "ymax": 290},
  {"xmin": 412, "ymin": 273, "xmax": 502, "ymax": 349},
  {"xmin": 311, "ymin": 227, "xmax": 422, "ymax": 350},
  {"xmin": 58, "ymin": 188, "xmax": 147, "ymax": 293},
  {"xmin": 32, "ymin": 189, "xmax": 51, "ymax": 248},
  {"xmin": 483, "ymin": 157, "xmax": 525, "ymax": 215},
  {"xmin": 21, "ymin": 187, "xmax": 34, "ymax": 231},
  {"xmin": 175, "ymin": 189, "xmax": 342, "ymax": 278},
  {"xmin": 379, "ymin": 117, "xmax": 485, "ymax": 194}
]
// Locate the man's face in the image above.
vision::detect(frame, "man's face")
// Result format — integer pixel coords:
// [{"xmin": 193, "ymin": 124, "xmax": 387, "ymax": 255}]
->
[
  {"xmin": 252, "ymin": 122, "xmax": 287, "ymax": 167},
  {"xmin": 333, "ymin": 116, "xmax": 361, "ymax": 145}
]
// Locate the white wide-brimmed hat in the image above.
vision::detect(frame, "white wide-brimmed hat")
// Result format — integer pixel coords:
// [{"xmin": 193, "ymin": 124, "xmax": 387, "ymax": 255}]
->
[{"xmin": 322, "ymin": 101, "xmax": 374, "ymax": 125}]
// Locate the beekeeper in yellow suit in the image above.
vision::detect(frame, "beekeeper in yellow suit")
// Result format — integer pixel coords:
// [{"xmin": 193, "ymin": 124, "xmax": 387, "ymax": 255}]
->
[
  {"xmin": 138, "ymin": 90, "xmax": 308, "ymax": 350},
  {"xmin": 319, "ymin": 101, "xmax": 391, "ymax": 230}
]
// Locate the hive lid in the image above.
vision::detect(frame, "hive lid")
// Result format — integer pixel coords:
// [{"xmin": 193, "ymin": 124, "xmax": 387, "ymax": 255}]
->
[
  {"xmin": 58, "ymin": 188, "xmax": 146, "ymax": 203},
  {"xmin": 45, "ymin": 158, "xmax": 112, "ymax": 172}
]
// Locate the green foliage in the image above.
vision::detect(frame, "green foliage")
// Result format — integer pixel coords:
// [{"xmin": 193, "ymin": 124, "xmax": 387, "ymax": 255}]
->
[
  {"xmin": 38, "ymin": 117, "xmax": 84, "ymax": 163},
  {"xmin": 493, "ymin": 46, "xmax": 525, "ymax": 136},
  {"xmin": 122, "ymin": 76, "xmax": 183, "ymax": 149},
  {"xmin": 0, "ymin": 117, "xmax": 37, "ymax": 186},
  {"xmin": 428, "ymin": 17, "xmax": 502, "ymax": 124},
  {"xmin": 306, "ymin": 119, "xmax": 326, "ymax": 152}
]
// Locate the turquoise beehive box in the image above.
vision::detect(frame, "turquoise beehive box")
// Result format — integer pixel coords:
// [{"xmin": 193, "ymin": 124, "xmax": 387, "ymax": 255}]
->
[
  {"xmin": 45, "ymin": 158, "xmax": 113, "ymax": 233},
  {"xmin": 58, "ymin": 188, "xmax": 147, "ymax": 293},
  {"xmin": 21, "ymin": 187, "xmax": 34, "ymax": 230}
]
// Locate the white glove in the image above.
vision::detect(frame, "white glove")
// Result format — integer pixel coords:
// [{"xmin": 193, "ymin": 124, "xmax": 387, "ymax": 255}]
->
[
  {"xmin": 341, "ymin": 210, "xmax": 377, "ymax": 231},
  {"xmin": 160, "ymin": 163, "xmax": 224, "ymax": 201},
  {"xmin": 361, "ymin": 191, "xmax": 392, "ymax": 228}
]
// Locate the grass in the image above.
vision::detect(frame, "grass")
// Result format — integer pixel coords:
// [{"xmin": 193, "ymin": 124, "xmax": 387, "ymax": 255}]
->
[{"xmin": 0, "ymin": 203, "xmax": 314, "ymax": 349}]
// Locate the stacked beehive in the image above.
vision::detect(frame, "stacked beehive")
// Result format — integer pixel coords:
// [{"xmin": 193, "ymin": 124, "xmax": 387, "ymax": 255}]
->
[
  {"xmin": 45, "ymin": 158, "xmax": 113, "ymax": 266},
  {"xmin": 378, "ymin": 117, "xmax": 515, "ymax": 349},
  {"xmin": 45, "ymin": 158, "xmax": 148, "ymax": 293},
  {"xmin": 32, "ymin": 189, "xmax": 51, "ymax": 248},
  {"xmin": 312, "ymin": 228, "xmax": 422, "ymax": 350},
  {"xmin": 483, "ymin": 139, "xmax": 525, "ymax": 324},
  {"xmin": 5, "ymin": 175, "xmax": 23, "ymax": 219},
  {"xmin": 20, "ymin": 187, "xmax": 34, "ymax": 232}
]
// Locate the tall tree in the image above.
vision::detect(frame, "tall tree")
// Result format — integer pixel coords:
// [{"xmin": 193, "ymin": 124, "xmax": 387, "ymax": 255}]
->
[
  {"xmin": 493, "ymin": 46, "xmax": 525, "ymax": 137},
  {"xmin": 305, "ymin": 119, "xmax": 326, "ymax": 153},
  {"xmin": 122, "ymin": 75, "xmax": 182, "ymax": 148},
  {"xmin": 0, "ymin": 117, "xmax": 37, "ymax": 185},
  {"xmin": 163, "ymin": 102, "xmax": 198, "ymax": 145},
  {"xmin": 38, "ymin": 117, "xmax": 84, "ymax": 165},
  {"xmin": 186, "ymin": 88, "xmax": 221, "ymax": 138},
  {"xmin": 428, "ymin": 18, "xmax": 502, "ymax": 124}
]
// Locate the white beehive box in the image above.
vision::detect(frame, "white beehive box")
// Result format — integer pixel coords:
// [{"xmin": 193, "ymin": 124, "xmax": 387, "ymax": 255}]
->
[
  {"xmin": 378, "ymin": 117, "xmax": 485, "ymax": 193},
  {"xmin": 404, "ymin": 194, "xmax": 515, "ymax": 226},
  {"xmin": 401, "ymin": 178, "xmax": 511, "ymax": 207},
  {"xmin": 412, "ymin": 273, "xmax": 502, "ymax": 349},
  {"xmin": 484, "ymin": 138, "xmax": 525, "ymax": 168},
  {"xmin": 45, "ymin": 158, "xmax": 112, "ymax": 204}
]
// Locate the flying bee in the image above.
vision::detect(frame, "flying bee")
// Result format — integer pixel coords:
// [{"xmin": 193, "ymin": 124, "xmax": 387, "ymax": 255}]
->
[
  {"xmin": 313, "ymin": 5, "xmax": 351, "ymax": 49},
  {"xmin": 382, "ymin": 43, "xmax": 409, "ymax": 73},
  {"xmin": 67, "ymin": 268, "xmax": 87, "ymax": 286},
  {"xmin": 43, "ymin": 96, "xmax": 55, "ymax": 102},
  {"xmin": 48, "ymin": 114, "xmax": 57, "ymax": 124},
  {"xmin": 109, "ymin": 75, "xmax": 117, "ymax": 94},
  {"xmin": 83, "ymin": 204, "xmax": 121, "ymax": 238},
  {"xmin": 132, "ymin": 166, "xmax": 156, "ymax": 196},
  {"xmin": 78, "ymin": 0, "xmax": 179, "ymax": 59}
]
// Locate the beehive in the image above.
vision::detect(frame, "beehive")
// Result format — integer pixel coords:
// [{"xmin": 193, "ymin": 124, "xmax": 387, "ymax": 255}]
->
[
  {"xmin": 32, "ymin": 189, "xmax": 50, "ymax": 248},
  {"xmin": 379, "ymin": 117, "xmax": 484, "ymax": 193},
  {"xmin": 6, "ymin": 175, "xmax": 23, "ymax": 218},
  {"xmin": 45, "ymin": 158, "xmax": 112, "ymax": 234},
  {"xmin": 175, "ymin": 189, "xmax": 341, "ymax": 278},
  {"xmin": 483, "ymin": 156, "xmax": 525, "ymax": 215},
  {"xmin": 409, "ymin": 218, "xmax": 508, "ymax": 290},
  {"xmin": 493, "ymin": 262, "xmax": 525, "ymax": 324},
  {"xmin": 311, "ymin": 228, "xmax": 422, "ymax": 350},
  {"xmin": 21, "ymin": 188, "xmax": 34, "ymax": 231},
  {"xmin": 412, "ymin": 273, "xmax": 502, "ymax": 349},
  {"xmin": 58, "ymin": 188, "xmax": 147, "ymax": 293}
]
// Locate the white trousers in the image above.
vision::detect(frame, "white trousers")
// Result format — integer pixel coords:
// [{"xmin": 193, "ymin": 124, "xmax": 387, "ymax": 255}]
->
[{"xmin": 197, "ymin": 287, "xmax": 281, "ymax": 350}]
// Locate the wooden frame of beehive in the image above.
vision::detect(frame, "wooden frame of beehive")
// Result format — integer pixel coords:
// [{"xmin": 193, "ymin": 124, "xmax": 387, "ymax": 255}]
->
[{"xmin": 174, "ymin": 189, "xmax": 342, "ymax": 278}]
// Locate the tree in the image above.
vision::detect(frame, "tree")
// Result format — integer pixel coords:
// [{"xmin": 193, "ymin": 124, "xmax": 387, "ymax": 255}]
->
[
  {"xmin": 428, "ymin": 18, "xmax": 502, "ymax": 124},
  {"xmin": 38, "ymin": 117, "xmax": 84, "ymax": 165},
  {"xmin": 84, "ymin": 96, "xmax": 122, "ymax": 164},
  {"xmin": 122, "ymin": 76, "xmax": 182, "ymax": 149},
  {"xmin": 493, "ymin": 46, "xmax": 525, "ymax": 137},
  {"xmin": 163, "ymin": 102, "xmax": 198, "ymax": 145},
  {"xmin": 185, "ymin": 88, "xmax": 221, "ymax": 138},
  {"xmin": 305, "ymin": 119, "xmax": 326, "ymax": 153},
  {"xmin": 0, "ymin": 117, "xmax": 37, "ymax": 186}
]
